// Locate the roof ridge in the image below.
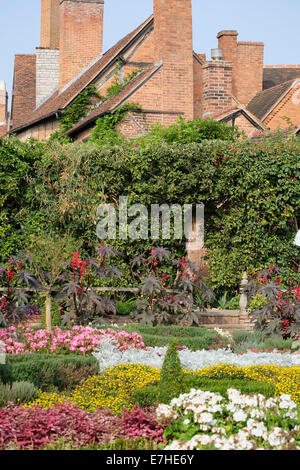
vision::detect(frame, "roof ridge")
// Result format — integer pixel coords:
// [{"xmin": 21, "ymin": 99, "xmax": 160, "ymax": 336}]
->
[
  {"xmin": 257, "ymin": 78, "xmax": 297, "ymax": 97},
  {"xmin": 64, "ymin": 64, "xmax": 162, "ymax": 137},
  {"xmin": 10, "ymin": 15, "xmax": 154, "ymax": 134}
]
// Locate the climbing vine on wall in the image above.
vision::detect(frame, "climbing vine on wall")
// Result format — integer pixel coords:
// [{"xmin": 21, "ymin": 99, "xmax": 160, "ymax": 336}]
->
[
  {"xmin": 50, "ymin": 64, "xmax": 143, "ymax": 142},
  {"xmin": 49, "ymin": 85, "xmax": 103, "ymax": 141},
  {"xmin": 89, "ymin": 103, "xmax": 143, "ymax": 146}
]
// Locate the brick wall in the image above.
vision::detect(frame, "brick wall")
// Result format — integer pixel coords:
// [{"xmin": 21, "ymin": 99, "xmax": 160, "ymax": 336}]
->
[
  {"xmin": 0, "ymin": 124, "xmax": 7, "ymax": 137},
  {"xmin": 129, "ymin": 31, "xmax": 155, "ymax": 63},
  {"xmin": 118, "ymin": 110, "xmax": 183, "ymax": 140},
  {"xmin": 264, "ymin": 82, "xmax": 300, "ymax": 129},
  {"xmin": 36, "ymin": 48, "xmax": 60, "ymax": 107},
  {"xmin": 153, "ymin": 0, "xmax": 194, "ymax": 121},
  {"xmin": 194, "ymin": 56, "xmax": 203, "ymax": 117},
  {"xmin": 202, "ymin": 61, "xmax": 233, "ymax": 117},
  {"xmin": 236, "ymin": 42, "xmax": 264, "ymax": 105},
  {"xmin": 59, "ymin": 0, "xmax": 104, "ymax": 92},
  {"xmin": 234, "ymin": 113, "xmax": 258, "ymax": 137}
]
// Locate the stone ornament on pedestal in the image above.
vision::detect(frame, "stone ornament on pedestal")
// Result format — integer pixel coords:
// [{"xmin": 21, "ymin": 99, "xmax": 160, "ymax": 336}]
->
[{"xmin": 239, "ymin": 272, "xmax": 254, "ymax": 330}]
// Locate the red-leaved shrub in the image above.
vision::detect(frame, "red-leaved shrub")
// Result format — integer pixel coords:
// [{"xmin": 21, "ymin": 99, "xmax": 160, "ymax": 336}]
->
[
  {"xmin": 122, "ymin": 406, "xmax": 165, "ymax": 443},
  {"xmin": 0, "ymin": 404, "xmax": 125, "ymax": 450}
]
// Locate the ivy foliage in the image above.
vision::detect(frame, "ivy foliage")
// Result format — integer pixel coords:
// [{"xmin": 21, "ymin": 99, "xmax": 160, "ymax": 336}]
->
[
  {"xmin": 0, "ymin": 121, "xmax": 299, "ymax": 294},
  {"xmin": 50, "ymin": 66, "xmax": 143, "ymax": 144},
  {"xmin": 89, "ymin": 103, "xmax": 143, "ymax": 147},
  {"xmin": 133, "ymin": 116, "xmax": 240, "ymax": 148},
  {"xmin": 49, "ymin": 85, "xmax": 102, "ymax": 141},
  {"xmin": 105, "ymin": 66, "xmax": 141, "ymax": 100},
  {"xmin": 0, "ymin": 136, "xmax": 46, "ymax": 259}
]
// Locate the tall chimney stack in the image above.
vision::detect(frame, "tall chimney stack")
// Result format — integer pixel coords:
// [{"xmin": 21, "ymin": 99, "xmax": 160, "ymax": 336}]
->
[
  {"xmin": 153, "ymin": 0, "xmax": 194, "ymax": 122},
  {"xmin": 37, "ymin": 0, "xmax": 60, "ymax": 106},
  {"xmin": 59, "ymin": 0, "xmax": 104, "ymax": 92},
  {"xmin": 217, "ymin": 31, "xmax": 238, "ymax": 96},
  {"xmin": 40, "ymin": 0, "xmax": 60, "ymax": 49}
]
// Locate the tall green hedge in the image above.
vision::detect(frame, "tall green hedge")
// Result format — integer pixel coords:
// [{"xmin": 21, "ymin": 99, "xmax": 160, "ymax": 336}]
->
[{"xmin": 1, "ymin": 129, "xmax": 299, "ymax": 293}]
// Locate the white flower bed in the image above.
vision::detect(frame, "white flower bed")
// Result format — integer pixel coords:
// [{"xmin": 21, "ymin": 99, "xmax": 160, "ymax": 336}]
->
[
  {"xmin": 93, "ymin": 339, "xmax": 300, "ymax": 372},
  {"xmin": 157, "ymin": 388, "xmax": 300, "ymax": 450}
]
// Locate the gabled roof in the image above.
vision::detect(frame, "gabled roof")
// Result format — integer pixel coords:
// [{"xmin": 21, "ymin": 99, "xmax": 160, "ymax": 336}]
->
[
  {"xmin": 10, "ymin": 15, "xmax": 154, "ymax": 134},
  {"xmin": 263, "ymin": 67, "xmax": 300, "ymax": 90},
  {"xmin": 11, "ymin": 54, "xmax": 36, "ymax": 129},
  {"xmin": 64, "ymin": 64, "xmax": 162, "ymax": 138},
  {"xmin": 247, "ymin": 79, "xmax": 300, "ymax": 122},
  {"xmin": 213, "ymin": 103, "xmax": 266, "ymax": 131}
]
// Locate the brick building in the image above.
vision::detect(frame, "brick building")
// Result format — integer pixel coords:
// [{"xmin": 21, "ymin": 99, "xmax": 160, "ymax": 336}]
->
[{"xmin": 1, "ymin": 0, "xmax": 300, "ymax": 141}]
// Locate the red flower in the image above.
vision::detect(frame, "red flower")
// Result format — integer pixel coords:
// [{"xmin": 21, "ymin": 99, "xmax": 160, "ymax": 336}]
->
[
  {"xmin": 71, "ymin": 252, "xmax": 81, "ymax": 271},
  {"xmin": 7, "ymin": 265, "xmax": 15, "ymax": 281}
]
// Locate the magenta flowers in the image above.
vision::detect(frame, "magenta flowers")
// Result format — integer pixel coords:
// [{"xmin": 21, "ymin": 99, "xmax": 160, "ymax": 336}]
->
[{"xmin": 0, "ymin": 326, "xmax": 145, "ymax": 355}]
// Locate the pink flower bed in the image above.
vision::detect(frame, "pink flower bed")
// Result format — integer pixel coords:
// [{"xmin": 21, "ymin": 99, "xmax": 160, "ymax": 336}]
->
[
  {"xmin": 0, "ymin": 404, "xmax": 165, "ymax": 450},
  {"xmin": 0, "ymin": 326, "xmax": 145, "ymax": 355}
]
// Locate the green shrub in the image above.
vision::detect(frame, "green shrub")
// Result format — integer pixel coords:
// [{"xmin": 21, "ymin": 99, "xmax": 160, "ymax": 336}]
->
[
  {"xmin": 182, "ymin": 376, "xmax": 275, "ymax": 398},
  {"xmin": 3, "ymin": 354, "xmax": 99, "ymax": 391},
  {"xmin": 1, "ymin": 132, "xmax": 299, "ymax": 293},
  {"xmin": 132, "ymin": 384, "xmax": 159, "ymax": 408},
  {"xmin": 133, "ymin": 375, "xmax": 275, "ymax": 408},
  {"xmin": 116, "ymin": 300, "xmax": 136, "ymax": 316},
  {"xmin": 0, "ymin": 381, "xmax": 37, "ymax": 407},
  {"xmin": 225, "ymin": 295, "xmax": 240, "ymax": 310},
  {"xmin": 0, "ymin": 364, "xmax": 11, "ymax": 385},
  {"xmin": 232, "ymin": 330, "xmax": 293, "ymax": 353},
  {"xmin": 122, "ymin": 324, "xmax": 225, "ymax": 350},
  {"xmin": 158, "ymin": 340, "xmax": 184, "ymax": 404}
]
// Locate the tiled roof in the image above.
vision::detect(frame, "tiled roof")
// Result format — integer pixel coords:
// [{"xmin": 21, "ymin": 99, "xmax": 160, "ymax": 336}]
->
[
  {"xmin": 10, "ymin": 15, "xmax": 154, "ymax": 133},
  {"xmin": 11, "ymin": 54, "xmax": 36, "ymax": 129},
  {"xmin": 247, "ymin": 80, "xmax": 295, "ymax": 121},
  {"xmin": 64, "ymin": 64, "xmax": 162, "ymax": 137},
  {"xmin": 263, "ymin": 67, "xmax": 300, "ymax": 90},
  {"xmin": 214, "ymin": 106, "xmax": 266, "ymax": 130}
]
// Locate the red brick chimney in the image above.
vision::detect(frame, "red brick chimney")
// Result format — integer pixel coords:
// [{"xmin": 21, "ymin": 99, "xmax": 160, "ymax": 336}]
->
[
  {"xmin": 153, "ymin": 0, "xmax": 194, "ymax": 122},
  {"xmin": 236, "ymin": 42, "xmax": 264, "ymax": 105},
  {"xmin": 202, "ymin": 60, "xmax": 233, "ymax": 118},
  {"xmin": 217, "ymin": 30, "xmax": 264, "ymax": 105},
  {"xmin": 217, "ymin": 30, "xmax": 238, "ymax": 96},
  {"xmin": 59, "ymin": 0, "xmax": 104, "ymax": 92},
  {"xmin": 40, "ymin": 0, "xmax": 60, "ymax": 49}
]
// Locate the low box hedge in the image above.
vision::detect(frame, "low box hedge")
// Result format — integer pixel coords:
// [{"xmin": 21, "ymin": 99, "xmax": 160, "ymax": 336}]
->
[{"xmin": 0, "ymin": 354, "xmax": 99, "ymax": 392}]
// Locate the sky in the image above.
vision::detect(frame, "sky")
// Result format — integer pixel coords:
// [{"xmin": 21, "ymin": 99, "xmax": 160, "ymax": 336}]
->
[{"xmin": 1, "ymin": 0, "xmax": 300, "ymax": 106}]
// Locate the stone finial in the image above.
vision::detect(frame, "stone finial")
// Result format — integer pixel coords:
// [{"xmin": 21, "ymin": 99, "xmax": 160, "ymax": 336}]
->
[{"xmin": 240, "ymin": 271, "xmax": 248, "ymax": 315}]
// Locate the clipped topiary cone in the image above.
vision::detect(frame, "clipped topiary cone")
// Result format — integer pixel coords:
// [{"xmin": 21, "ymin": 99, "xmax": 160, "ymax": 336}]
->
[{"xmin": 158, "ymin": 339, "xmax": 184, "ymax": 403}]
